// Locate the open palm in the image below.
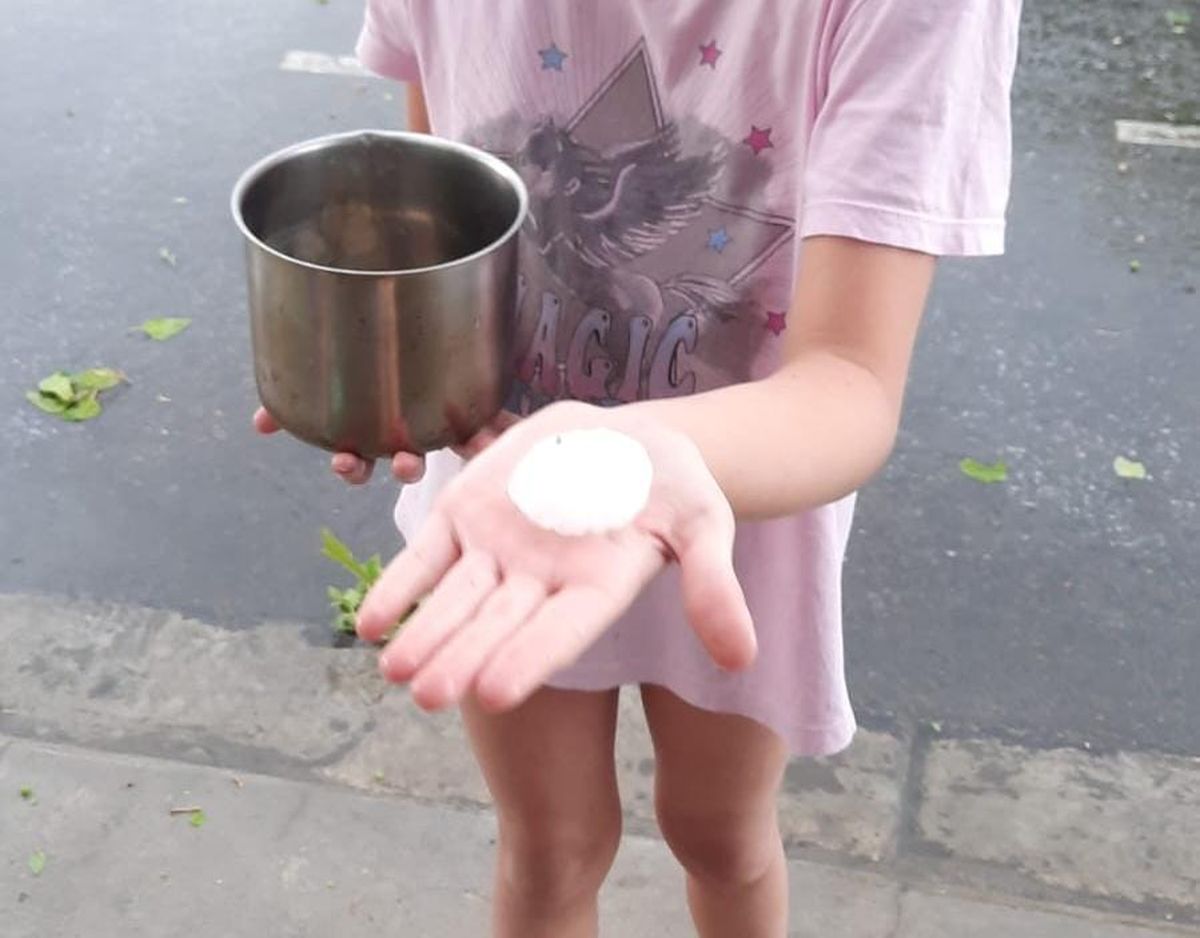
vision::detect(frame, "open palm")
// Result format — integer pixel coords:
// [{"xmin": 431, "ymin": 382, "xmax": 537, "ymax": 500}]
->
[{"xmin": 356, "ymin": 402, "xmax": 757, "ymax": 712}]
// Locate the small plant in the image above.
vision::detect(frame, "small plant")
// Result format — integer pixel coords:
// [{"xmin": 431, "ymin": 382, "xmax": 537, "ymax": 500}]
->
[{"xmin": 322, "ymin": 528, "xmax": 384, "ymax": 635}]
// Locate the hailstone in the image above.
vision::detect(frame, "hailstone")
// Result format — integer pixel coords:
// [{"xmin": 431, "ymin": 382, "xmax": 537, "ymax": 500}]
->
[{"xmin": 507, "ymin": 428, "xmax": 654, "ymax": 536}]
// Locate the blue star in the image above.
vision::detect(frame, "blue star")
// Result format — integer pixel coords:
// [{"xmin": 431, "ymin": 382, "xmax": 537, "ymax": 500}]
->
[
  {"xmin": 707, "ymin": 227, "xmax": 732, "ymax": 253},
  {"xmin": 539, "ymin": 43, "xmax": 568, "ymax": 72}
]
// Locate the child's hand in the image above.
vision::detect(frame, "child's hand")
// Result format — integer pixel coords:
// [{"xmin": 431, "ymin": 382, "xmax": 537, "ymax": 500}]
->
[
  {"xmin": 356, "ymin": 401, "xmax": 757, "ymax": 713},
  {"xmin": 251, "ymin": 407, "xmax": 519, "ymax": 485}
]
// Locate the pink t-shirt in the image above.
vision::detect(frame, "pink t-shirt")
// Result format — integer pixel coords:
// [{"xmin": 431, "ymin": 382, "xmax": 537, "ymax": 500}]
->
[{"xmin": 357, "ymin": 0, "xmax": 1020, "ymax": 754}]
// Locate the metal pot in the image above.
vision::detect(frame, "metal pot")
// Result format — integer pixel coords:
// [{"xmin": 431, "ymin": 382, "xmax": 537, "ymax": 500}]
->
[{"xmin": 231, "ymin": 129, "xmax": 527, "ymax": 457}]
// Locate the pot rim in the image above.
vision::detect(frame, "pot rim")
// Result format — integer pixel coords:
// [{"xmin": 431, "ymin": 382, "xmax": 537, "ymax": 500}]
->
[{"xmin": 230, "ymin": 128, "xmax": 529, "ymax": 279}]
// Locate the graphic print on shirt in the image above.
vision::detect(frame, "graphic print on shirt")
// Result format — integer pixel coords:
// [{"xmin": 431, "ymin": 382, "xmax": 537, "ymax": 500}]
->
[{"xmin": 466, "ymin": 41, "xmax": 794, "ymax": 412}]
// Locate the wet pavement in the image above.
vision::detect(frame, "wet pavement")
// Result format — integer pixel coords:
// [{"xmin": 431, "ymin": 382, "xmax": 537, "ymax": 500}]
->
[{"xmin": 1, "ymin": 1, "xmax": 1197, "ymax": 753}]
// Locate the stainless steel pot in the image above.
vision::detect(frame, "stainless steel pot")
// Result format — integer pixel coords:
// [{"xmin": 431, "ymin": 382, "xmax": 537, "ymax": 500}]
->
[{"xmin": 231, "ymin": 129, "xmax": 527, "ymax": 457}]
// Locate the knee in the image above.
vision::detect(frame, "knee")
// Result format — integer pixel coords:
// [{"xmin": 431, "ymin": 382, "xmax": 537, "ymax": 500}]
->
[
  {"xmin": 656, "ymin": 800, "xmax": 780, "ymax": 889},
  {"xmin": 497, "ymin": 809, "xmax": 622, "ymax": 908}
]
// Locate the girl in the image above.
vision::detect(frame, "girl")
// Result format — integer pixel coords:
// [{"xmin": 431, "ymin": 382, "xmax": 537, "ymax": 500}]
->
[{"xmin": 257, "ymin": 2, "xmax": 1021, "ymax": 934}]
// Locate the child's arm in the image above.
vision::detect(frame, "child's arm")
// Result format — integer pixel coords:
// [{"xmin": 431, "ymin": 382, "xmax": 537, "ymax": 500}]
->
[
  {"xmin": 356, "ymin": 236, "xmax": 934, "ymax": 710},
  {"xmin": 636, "ymin": 236, "xmax": 934, "ymax": 520}
]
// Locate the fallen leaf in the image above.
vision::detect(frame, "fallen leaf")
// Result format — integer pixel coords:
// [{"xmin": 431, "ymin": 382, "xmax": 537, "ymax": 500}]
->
[
  {"xmin": 189, "ymin": 810, "xmax": 207, "ymax": 828},
  {"xmin": 26, "ymin": 390, "xmax": 69, "ymax": 415},
  {"xmin": 28, "ymin": 365, "xmax": 122, "ymax": 422},
  {"xmin": 959, "ymin": 458, "xmax": 1008, "ymax": 485},
  {"xmin": 61, "ymin": 392, "xmax": 102, "ymax": 423},
  {"xmin": 1113, "ymin": 456, "xmax": 1147, "ymax": 480},
  {"xmin": 1129, "ymin": 259, "xmax": 1142, "ymax": 273},
  {"xmin": 28, "ymin": 851, "xmax": 46, "ymax": 876},
  {"xmin": 72, "ymin": 368, "xmax": 125, "ymax": 392},
  {"xmin": 173, "ymin": 196, "xmax": 189, "ymax": 205},
  {"xmin": 158, "ymin": 247, "xmax": 178, "ymax": 267},
  {"xmin": 19, "ymin": 787, "xmax": 33, "ymax": 800},
  {"xmin": 137, "ymin": 317, "xmax": 191, "ymax": 341},
  {"xmin": 1166, "ymin": 9, "xmax": 1192, "ymax": 32},
  {"xmin": 38, "ymin": 373, "xmax": 75, "ymax": 402}
]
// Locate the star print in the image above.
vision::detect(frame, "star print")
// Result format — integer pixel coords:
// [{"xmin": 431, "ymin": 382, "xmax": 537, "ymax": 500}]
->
[
  {"xmin": 743, "ymin": 125, "xmax": 774, "ymax": 156},
  {"xmin": 539, "ymin": 42, "xmax": 568, "ymax": 72},
  {"xmin": 706, "ymin": 227, "xmax": 732, "ymax": 253},
  {"xmin": 699, "ymin": 40, "xmax": 722, "ymax": 68},
  {"xmin": 765, "ymin": 311, "xmax": 787, "ymax": 336}
]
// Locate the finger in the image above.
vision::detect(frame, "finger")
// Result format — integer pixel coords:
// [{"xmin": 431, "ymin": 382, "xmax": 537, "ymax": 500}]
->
[
  {"xmin": 677, "ymin": 515, "xmax": 757, "ymax": 672},
  {"xmin": 253, "ymin": 407, "xmax": 281, "ymax": 435},
  {"xmin": 377, "ymin": 550, "xmax": 499, "ymax": 683},
  {"xmin": 450, "ymin": 411, "xmax": 520, "ymax": 460},
  {"xmin": 331, "ymin": 452, "xmax": 375, "ymax": 485},
  {"xmin": 409, "ymin": 574, "xmax": 546, "ymax": 710},
  {"xmin": 391, "ymin": 452, "xmax": 426, "ymax": 483},
  {"xmin": 492, "ymin": 410, "xmax": 522, "ymax": 433},
  {"xmin": 474, "ymin": 586, "xmax": 626, "ymax": 712},
  {"xmin": 357, "ymin": 511, "xmax": 459, "ymax": 644}
]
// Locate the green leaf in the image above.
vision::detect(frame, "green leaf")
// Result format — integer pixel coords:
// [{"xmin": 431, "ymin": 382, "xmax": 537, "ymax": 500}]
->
[
  {"xmin": 158, "ymin": 246, "xmax": 178, "ymax": 267},
  {"xmin": 1129, "ymin": 259, "xmax": 1142, "ymax": 273},
  {"xmin": 38, "ymin": 372, "xmax": 75, "ymax": 402},
  {"xmin": 61, "ymin": 392, "xmax": 102, "ymax": 422},
  {"xmin": 1166, "ymin": 9, "xmax": 1192, "ymax": 29},
  {"xmin": 1113, "ymin": 456, "xmax": 1147, "ymax": 480},
  {"xmin": 138, "ymin": 317, "xmax": 191, "ymax": 341},
  {"xmin": 363, "ymin": 555, "xmax": 383, "ymax": 586},
  {"xmin": 321, "ymin": 528, "xmax": 368, "ymax": 580},
  {"xmin": 19, "ymin": 786, "xmax": 33, "ymax": 800},
  {"xmin": 959, "ymin": 458, "xmax": 1008, "ymax": 485},
  {"xmin": 26, "ymin": 390, "xmax": 69, "ymax": 415},
  {"xmin": 188, "ymin": 809, "xmax": 207, "ymax": 828},
  {"xmin": 335, "ymin": 613, "xmax": 358, "ymax": 635},
  {"xmin": 72, "ymin": 368, "xmax": 125, "ymax": 392},
  {"xmin": 28, "ymin": 851, "xmax": 46, "ymax": 876}
]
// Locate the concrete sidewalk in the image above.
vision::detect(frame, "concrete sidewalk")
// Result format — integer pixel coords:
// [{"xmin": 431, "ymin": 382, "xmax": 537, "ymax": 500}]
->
[
  {"xmin": 1, "ymin": 737, "xmax": 1189, "ymax": 938},
  {"xmin": 2, "ymin": 593, "xmax": 1198, "ymax": 936}
]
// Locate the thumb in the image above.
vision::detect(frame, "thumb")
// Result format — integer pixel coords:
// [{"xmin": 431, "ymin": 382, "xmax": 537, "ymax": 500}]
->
[{"xmin": 676, "ymin": 510, "xmax": 756, "ymax": 671}]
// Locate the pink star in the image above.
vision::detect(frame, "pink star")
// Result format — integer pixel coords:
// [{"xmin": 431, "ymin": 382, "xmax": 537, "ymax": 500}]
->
[
  {"xmin": 699, "ymin": 40, "xmax": 722, "ymax": 68},
  {"xmin": 765, "ymin": 311, "xmax": 787, "ymax": 336},
  {"xmin": 743, "ymin": 125, "xmax": 774, "ymax": 156}
]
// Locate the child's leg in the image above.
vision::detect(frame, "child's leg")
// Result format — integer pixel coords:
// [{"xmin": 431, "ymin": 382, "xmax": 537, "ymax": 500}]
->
[
  {"xmin": 641, "ymin": 684, "xmax": 789, "ymax": 938},
  {"xmin": 462, "ymin": 687, "xmax": 622, "ymax": 938}
]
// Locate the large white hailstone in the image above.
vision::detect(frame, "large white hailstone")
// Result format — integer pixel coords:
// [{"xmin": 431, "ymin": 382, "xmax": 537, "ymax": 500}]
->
[{"xmin": 507, "ymin": 428, "xmax": 654, "ymax": 537}]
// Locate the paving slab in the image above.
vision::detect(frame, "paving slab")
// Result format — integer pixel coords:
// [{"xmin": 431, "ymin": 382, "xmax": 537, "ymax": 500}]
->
[
  {"xmin": 0, "ymin": 736, "xmax": 904, "ymax": 938},
  {"xmin": 918, "ymin": 738, "xmax": 1200, "ymax": 911},
  {"xmin": 896, "ymin": 890, "xmax": 1192, "ymax": 938}
]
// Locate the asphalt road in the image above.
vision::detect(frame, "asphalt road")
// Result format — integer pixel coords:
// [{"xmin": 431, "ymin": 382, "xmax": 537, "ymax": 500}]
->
[{"xmin": 2, "ymin": 1, "xmax": 1197, "ymax": 754}]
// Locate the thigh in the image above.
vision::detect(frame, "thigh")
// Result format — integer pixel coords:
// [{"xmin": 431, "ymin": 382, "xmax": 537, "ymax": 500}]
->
[
  {"xmin": 640, "ymin": 684, "xmax": 787, "ymax": 825},
  {"xmin": 462, "ymin": 686, "xmax": 622, "ymax": 829}
]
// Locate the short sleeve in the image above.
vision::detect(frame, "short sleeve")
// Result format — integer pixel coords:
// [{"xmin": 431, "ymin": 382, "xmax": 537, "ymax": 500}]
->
[
  {"xmin": 356, "ymin": 0, "xmax": 421, "ymax": 83},
  {"xmin": 801, "ymin": 0, "xmax": 1021, "ymax": 257}
]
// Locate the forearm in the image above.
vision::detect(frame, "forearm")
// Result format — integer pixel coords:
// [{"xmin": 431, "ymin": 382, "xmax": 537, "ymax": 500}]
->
[{"xmin": 636, "ymin": 351, "xmax": 900, "ymax": 521}]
